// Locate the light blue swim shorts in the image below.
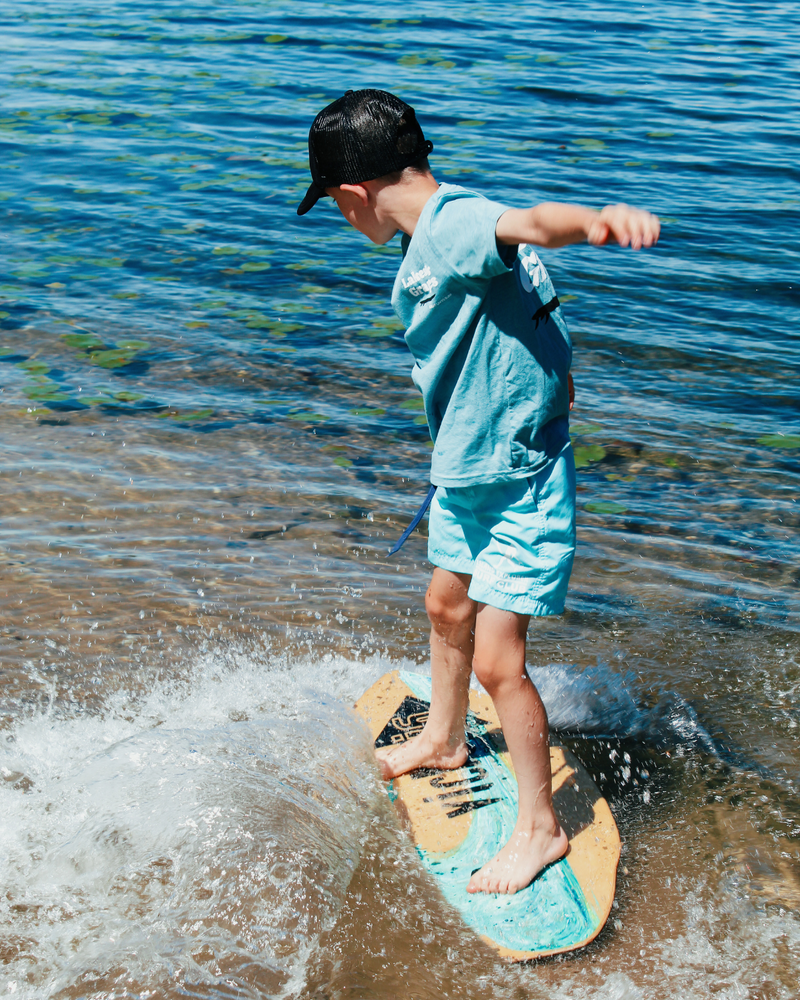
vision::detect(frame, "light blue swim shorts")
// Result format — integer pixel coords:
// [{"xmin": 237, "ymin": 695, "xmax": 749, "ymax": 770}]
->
[{"xmin": 427, "ymin": 445, "xmax": 576, "ymax": 616}]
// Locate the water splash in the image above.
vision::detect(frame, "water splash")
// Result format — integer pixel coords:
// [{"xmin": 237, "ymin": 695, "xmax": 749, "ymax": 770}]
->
[
  {"xmin": 531, "ymin": 661, "xmax": 765, "ymax": 774},
  {"xmin": 0, "ymin": 647, "xmax": 390, "ymax": 998}
]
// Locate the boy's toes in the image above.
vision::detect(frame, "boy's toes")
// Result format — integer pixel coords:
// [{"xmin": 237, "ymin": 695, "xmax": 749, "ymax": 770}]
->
[
  {"xmin": 374, "ymin": 747, "xmax": 399, "ymax": 780},
  {"xmin": 468, "ymin": 861, "xmax": 515, "ymax": 894},
  {"xmin": 467, "ymin": 865, "xmax": 493, "ymax": 894}
]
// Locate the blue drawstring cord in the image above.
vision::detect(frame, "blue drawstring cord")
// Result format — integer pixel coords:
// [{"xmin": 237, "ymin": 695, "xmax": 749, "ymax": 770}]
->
[{"xmin": 388, "ymin": 484, "xmax": 437, "ymax": 555}]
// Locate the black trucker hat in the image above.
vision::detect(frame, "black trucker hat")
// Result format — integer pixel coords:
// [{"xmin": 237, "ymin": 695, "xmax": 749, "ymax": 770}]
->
[{"xmin": 297, "ymin": 89, "xmax": 433, "ymax": 216}]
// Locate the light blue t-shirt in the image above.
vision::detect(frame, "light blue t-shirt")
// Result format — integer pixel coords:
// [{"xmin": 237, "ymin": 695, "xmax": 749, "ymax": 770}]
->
[{"xmin": 391, "ymin": 183, "xmax": 572, "ymax": 488}]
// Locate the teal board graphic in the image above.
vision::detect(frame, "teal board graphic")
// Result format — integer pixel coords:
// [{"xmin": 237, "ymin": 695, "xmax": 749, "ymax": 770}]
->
[{"xmin": 356, "ymin": 670, "xmax": 620, "ymax": 961}]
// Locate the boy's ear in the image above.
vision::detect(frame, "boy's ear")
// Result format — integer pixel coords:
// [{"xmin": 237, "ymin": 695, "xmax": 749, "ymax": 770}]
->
[{"xmin": 338, "ymin": 182, "xmax": 371, "ymax": 206}]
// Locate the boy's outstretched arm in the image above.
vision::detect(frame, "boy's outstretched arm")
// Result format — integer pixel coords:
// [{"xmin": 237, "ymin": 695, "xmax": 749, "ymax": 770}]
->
[{"xmin": 496, "ymin": 202, "xmax": 660, "ymax": 250}]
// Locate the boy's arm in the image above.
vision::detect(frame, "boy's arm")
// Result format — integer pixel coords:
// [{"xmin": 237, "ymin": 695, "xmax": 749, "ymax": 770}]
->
[{"xmin": 496, "ymin": 202, "xmax": 660, "ymax": 250}]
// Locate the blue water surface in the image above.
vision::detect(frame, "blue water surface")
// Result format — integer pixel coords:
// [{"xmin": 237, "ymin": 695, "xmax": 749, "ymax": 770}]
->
[{"xmin": 1, "ymin": 3, "xmax": 800, "ymax": 998}]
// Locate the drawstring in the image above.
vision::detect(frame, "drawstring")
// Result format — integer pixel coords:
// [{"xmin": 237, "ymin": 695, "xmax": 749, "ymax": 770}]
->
[{"xmin": 388, "ymin": 484, "xmax": 437, "ymax": 555}]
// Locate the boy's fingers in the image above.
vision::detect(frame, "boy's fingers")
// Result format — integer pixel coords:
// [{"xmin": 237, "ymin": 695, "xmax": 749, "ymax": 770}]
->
[
  {"xmin": 587, "ymin": 219, "xmax": 611, "ymax": 246},
  {"xmin": 597, "ymin": 207, "xmax": 628, "ymax": 247},
  {"xmin": 645, "ymin": 214, "xmax": 661, "ymax": 246},
  {"xmin": 626, "ymin": 211, "xmax": 660, "ymax": 250},
  {"xmin": 598, "ymin": 205, "xmax": 660, "ymax": 250},
  {"xmin": 615, "ymin": 223, "xmax": 632, "ymax": 248}
]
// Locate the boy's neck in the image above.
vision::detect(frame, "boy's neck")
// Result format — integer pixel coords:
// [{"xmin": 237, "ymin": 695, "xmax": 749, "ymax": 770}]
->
[{"xmin": 375, "ymin": 171, "xmax": 440, "ymax": 238}]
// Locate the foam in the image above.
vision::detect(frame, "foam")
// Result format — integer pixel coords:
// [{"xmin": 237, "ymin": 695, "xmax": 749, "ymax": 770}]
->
[
  {"xmin": 0, "ymin": 645, "xmax": 394, "ymax": 998},
  {"xmin": 3, "ymin": 646, "xmax": 798, "ymax": 998}
]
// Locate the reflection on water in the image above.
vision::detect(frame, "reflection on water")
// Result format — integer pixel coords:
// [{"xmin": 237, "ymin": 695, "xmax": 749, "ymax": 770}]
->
[{"xmin": 1, "ymin": 0, "xmax": 799, "ymax": 996}]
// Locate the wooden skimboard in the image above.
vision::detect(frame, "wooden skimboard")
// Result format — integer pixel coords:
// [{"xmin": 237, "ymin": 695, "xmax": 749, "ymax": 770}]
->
[{"xmin": 355, "ymin": 670, "xmax": 621, "ymax": 961}]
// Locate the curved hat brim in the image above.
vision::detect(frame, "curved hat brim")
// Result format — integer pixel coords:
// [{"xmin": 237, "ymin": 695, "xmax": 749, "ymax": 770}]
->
[{"xmin": 297, "ymin": 181, "xmax": 327, "ymax": 216}]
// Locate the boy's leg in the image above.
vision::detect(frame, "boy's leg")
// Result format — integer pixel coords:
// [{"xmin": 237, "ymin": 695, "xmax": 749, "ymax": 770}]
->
[
  {"xmin": 376, "ymin": 568, "xmax": 477, "ymax": 778},
  {"xmin": 467, "ymin": 604, "xmax": 567, "ymax": 895}
]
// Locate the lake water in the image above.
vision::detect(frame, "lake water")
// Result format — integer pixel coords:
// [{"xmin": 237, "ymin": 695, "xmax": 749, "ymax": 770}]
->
[{"xmin": 1, "ymin": 1, "xmax": 799, "ymax": 997}]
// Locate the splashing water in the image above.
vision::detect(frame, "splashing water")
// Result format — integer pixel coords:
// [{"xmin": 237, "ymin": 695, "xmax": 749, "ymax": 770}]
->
[
  {"xmin": 1, "ymin": 0, "xmax": 800, "ymax": 996},
  {"xmin": 3, "ymin": 647, "xmax": 799, "ymax": 999},
  {"xmin": 1, "ymin": 649, "xmax": 389, "ymax": 998}
]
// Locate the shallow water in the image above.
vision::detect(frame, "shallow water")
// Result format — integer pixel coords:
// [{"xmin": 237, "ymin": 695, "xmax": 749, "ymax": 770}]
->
[{"xmin": 1, "ymin": 1, "xmax": 799, "ymax": 997}]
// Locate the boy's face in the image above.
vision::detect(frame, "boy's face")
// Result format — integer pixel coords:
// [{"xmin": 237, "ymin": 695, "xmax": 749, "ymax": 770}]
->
[{"xmin": 325, "ymin": 185, "xmax": 399, "ymax": 245}]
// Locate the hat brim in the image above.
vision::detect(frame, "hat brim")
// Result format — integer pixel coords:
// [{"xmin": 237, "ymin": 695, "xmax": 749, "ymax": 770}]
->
[{"xmin": 297, "ymin": 181, "xmax": 327, "ymax": 216}]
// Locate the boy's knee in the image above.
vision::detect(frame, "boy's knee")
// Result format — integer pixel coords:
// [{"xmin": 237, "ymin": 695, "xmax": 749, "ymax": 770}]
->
[
  {"xmin": 471, "ymin": 606, "xmax": 529, "ymax": 693},
  {"xmin": 471, "ymin": 655, "xmax": 504, "ymax": 694},
  {"xmin": 472, "ymin": 640, "xmax": 528, "ymax": 694},
  {"xmin": 425, "ymin": 584, "xmax": 474, "ymax": 631}
]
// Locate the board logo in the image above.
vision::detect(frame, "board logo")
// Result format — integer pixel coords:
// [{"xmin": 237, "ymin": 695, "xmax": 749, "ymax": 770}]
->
[
  {"xmin": 374, "ymin": 696, "xmax": 431, "ymax": 747},
  {"xmin": 374, "ymin": 695, "xmax": 501, "ymax": 818}
]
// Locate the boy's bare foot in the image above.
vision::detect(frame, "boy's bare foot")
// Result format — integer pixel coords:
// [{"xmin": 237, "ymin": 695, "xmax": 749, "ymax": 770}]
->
[
  {"xmin": 466, "ymin": 821, "xmax": 568, "ymax": 895},
  {"xmin": 375, "ymin": 730, "xmax": 468, "ymax": 780}
]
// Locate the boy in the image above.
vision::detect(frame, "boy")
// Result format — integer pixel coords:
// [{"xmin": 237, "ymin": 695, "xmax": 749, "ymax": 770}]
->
[{"xmin": 297, "ymin": 90, "xmax": 659, "ymax": 895}]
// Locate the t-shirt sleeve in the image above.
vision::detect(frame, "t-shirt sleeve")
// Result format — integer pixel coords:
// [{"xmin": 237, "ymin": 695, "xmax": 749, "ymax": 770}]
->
[{"xmin": 429, "ymin": 193, "xmax": 514, "ymax": 282}]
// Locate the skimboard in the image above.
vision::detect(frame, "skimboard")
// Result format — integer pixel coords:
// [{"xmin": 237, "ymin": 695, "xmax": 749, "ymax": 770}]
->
[{"xmin": 355, "ymin": 670, "xmax": 620, "ymax": 961}]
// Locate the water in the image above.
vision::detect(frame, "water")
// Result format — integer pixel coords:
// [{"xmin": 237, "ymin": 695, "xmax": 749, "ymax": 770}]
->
[{"xmin": 1, "ymin": 0, "xmax": 799, "ymax": 996}]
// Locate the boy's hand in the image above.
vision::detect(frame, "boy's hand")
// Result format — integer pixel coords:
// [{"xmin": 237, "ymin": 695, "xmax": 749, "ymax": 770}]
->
[
  {"xmin": 497, "ymin": 202, "xmax": 660, "ymax": 250},
  {"xmin": 587, "ymin": 204, "xmax": 660, "ymax": 249}
]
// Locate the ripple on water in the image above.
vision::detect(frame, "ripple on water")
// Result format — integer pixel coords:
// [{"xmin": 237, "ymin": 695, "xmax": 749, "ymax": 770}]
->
[{"xmin": 1, "ymin": 1, "xmax": 800, "ymax": 997}]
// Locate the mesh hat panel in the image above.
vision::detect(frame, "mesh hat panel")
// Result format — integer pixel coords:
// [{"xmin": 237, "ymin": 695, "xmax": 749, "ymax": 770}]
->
[{"xmin": 297, "ymin": 89, "xmax": 433, "ymax": 215}]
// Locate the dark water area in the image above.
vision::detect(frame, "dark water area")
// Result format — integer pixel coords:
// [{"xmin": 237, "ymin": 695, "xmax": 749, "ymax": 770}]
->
[{"xmin": 1, "ymin": 1, "xmax": 799, "ymax": 997}]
